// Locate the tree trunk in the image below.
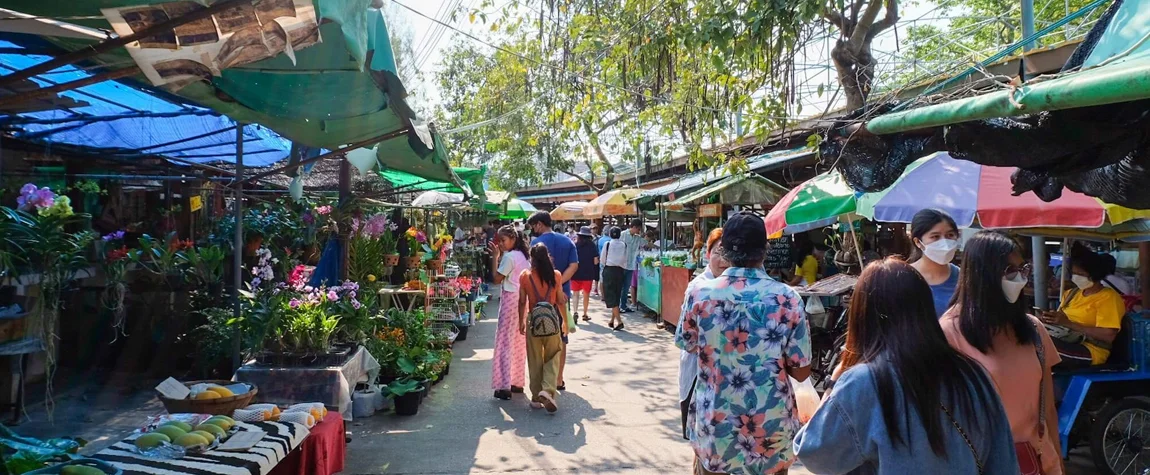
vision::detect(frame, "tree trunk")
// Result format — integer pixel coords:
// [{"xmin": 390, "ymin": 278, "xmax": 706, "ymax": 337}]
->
[{"xmin": 831, "ymin": 40, "xmax": 877, "ymax": 111}]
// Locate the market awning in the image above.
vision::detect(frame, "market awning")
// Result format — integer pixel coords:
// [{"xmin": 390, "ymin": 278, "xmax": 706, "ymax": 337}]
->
[
  {"xmin": 518, "ymin": 189, "xmax": 599, "ymax": 204},
  {"xmin": 636, "ymin": 148, "xmax": 814, "ymax": 206},
  {"xmin": 0, "ymin": 35, "xmax": 290, "ymax": 166},
  {"xmin": 2, "ymin": 1, "xmax": 469, "ymax": 191},
  {"xmin": 866, "ymin": 0, "xmax": 1150, "ymax": 135},
  {"xmin": 663, "ymin": 174, "xmax": 790, "ymax": 210},
  {"xmin": 378, "ymin": 166, "xmax": 486, "ymax": 197}
]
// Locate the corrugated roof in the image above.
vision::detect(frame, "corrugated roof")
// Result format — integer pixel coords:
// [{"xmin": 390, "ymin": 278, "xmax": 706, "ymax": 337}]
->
[{"xmin": 639, "ymin": 148, "xmax": 813, "ymax": 201}]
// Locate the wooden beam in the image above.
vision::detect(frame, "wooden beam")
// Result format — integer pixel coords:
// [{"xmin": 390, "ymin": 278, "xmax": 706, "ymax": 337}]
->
[
  {"xmin": 0, "ymin": 66, "xmax": 140, "ymax": 108},
  {"xmin": 0, "ymin": 0, "xmax": 252, "ymax": 88}
]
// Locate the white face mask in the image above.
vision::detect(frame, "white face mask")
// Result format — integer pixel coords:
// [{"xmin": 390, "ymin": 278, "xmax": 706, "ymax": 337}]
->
[
  {"xmin": 1001, "ymin": 273, "xmax": 1028, "ymax": 303},
  {"xmin": 919, "ymin": 239, "xmax": 959, "ymax": 265},
  {"xmin": 1071, "ymin": 274, "xmax": 1093, "ymax": 290}
]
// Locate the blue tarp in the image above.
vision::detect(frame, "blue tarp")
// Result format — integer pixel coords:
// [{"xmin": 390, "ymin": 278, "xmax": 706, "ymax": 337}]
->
[{"xmin": 0, "ymin": 35, "xmax": 291, "ymax": 166}]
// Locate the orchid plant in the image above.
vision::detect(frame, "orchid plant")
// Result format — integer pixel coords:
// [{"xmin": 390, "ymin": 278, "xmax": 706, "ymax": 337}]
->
[{"xmin": 98, "ymin": 230, "xmax": 131, "ymax": 336}]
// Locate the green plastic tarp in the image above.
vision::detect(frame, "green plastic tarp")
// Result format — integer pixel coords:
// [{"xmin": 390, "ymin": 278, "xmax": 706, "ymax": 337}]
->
[
  {"xmin": 867, "ymin": 0, "xmax": 1150, "ymax": 135},
  {"xmin": 663, "ymin": 174, "xmax": 790, "ymax": 209},
  {"xmin": 378, "ymin": 166, "xmax": 486, "ymax": 197},
  {"xmin": 6, "ymin": 0, "xmax": 468, "ymax": 191}
]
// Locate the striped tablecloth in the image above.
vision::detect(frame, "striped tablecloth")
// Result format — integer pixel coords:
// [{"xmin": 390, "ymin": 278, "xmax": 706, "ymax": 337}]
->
[{"xmin": 92, "ymin": 421, "xmax": 310, "ymax": 475}]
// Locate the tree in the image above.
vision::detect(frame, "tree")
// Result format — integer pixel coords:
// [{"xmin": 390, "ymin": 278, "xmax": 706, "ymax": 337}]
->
[{"xmin": 822, "ymin": 1, "xmax": 899, "ymax": 110}]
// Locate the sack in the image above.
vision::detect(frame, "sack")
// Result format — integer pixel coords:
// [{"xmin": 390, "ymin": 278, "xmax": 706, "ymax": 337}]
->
[
  {"xmin": 527, "ymin": 277, "xmax": 563, "ymax": 338},
  {"xmin": 805, "ymin": 296, "xmax": 826, "ymax": 315},
  {"xmin": 790, "ymin": 376, "xmax": 822, "ymax": 424}
]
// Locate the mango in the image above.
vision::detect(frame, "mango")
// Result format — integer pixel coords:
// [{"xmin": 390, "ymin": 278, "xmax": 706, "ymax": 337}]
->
[
  {"xmin": 195, "ymin": 424, "xmax": 226, "ymax": 439},
  {"xmin": 207, "ymin": 415, "xmax": 235, "ymax": 429},
  {"xmin": 207, "ymin": 385, "xmax": 234, "ymax": 397},
  {"xmin": 194, "ymin": 391, "xmax": 221, "ymax": 400},
  {"xmin": 173, "ymin": 432, "xmax": 209, "ymax": 448},
  {"xmin": 60, "ymin": 465, "xmax": 105, "ymax": 475},
  {"xmin": 154, "ymin": 425, "xmax": 186, "ymax": 441},
  {"xmin": 190, "ymin": 430, "xmax": 216, "ymax": 443},
  {"xmin": 160, "ymin": 421, "xmax": 192, "ymax": 433},
  {"xmin": 134, "ymin": 432, "xmax": 170, "ymax": 449}
]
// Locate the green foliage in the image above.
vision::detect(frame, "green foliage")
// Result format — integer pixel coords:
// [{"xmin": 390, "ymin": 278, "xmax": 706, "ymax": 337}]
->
[
  {"xmin": 181, "ymin": 244, "xmax": 226, "ymax": 286},
  {"xmin": 130, "ymin": 233, "xmax": 190, "ymax": 281},
  {"xmin": 383, "ymin": 379, "xmax": 421, "ymax": 398},
  {"xmin": 436, "ymin": 0, "xmax": 825, "ymax": 189}
]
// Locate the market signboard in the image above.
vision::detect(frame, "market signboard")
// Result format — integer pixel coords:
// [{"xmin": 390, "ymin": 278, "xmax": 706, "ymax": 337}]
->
[
  {"xmin": 765, "ymin": 236, "xmax": 793, "ymax": 271},
  {"xmin": 698, "ymin": 203, "xmax": 722, "ymax": 218},
  {"xmin": 102, "ymin": 0, "xmax": 321, "ymax": 87}
]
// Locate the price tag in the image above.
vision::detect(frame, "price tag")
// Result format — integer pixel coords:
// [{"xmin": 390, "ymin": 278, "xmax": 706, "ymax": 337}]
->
[
  {"xmin": 189, "ymin": 195, "xmax": 203, "ymax": 212},
  {"xmin": 155, "ymin": 377, "xmax": 190, "ymax": 400},
  {"xmin": 216, "ymin": 430, "xmax": 265, "ymax": 452}
]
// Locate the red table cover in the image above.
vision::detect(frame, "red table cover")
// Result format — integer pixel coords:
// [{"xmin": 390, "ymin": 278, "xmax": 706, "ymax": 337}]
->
[{"xmin": 268, "ymin": 415, "xmax": 346, "ymax": 475}]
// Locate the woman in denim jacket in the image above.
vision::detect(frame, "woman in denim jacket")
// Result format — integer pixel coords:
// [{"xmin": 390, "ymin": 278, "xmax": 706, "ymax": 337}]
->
[{"xmin": 794, "ymin": 258, "xmax": 1018, "ymax": 474}]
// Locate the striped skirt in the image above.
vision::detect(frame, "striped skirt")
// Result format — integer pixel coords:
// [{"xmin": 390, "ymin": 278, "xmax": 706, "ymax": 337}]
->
[{"xmin": 491, "ymin": 289, "xmax": 527, "ymax": 390}]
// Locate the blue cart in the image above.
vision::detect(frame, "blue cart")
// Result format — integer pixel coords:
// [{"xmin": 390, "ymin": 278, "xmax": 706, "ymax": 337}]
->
[{"xmin": 1055, "ymin": 310, "xmax": 1150, "ymax": 474}]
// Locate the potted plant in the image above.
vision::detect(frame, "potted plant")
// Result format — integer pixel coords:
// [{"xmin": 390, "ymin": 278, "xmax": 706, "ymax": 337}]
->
[
  {"xmin": 380, "ymin": 218, "xmax": 400, "ymax": 269},
  {"xmin": 181, "ymin": 244, "xmax": 225, "ymax": 293},
  {"xmin": 403, "ymin": 227, "xmax": 426, "ymax": 268},
  {"xmin": 386, "ymin": 379, "xmax": 423, "ymax": 416},
  {"xmin": 130, "ymin": 233, "xmax": 191, "ymax": 289},
  {"xmin": 423, "ymin": 234, "xmax": 452, "ymax": 272}
]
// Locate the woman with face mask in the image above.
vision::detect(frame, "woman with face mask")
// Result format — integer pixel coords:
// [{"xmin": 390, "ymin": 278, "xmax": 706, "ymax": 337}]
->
[
  {"xmin": 909, "ymin": 209, "xmax": 962, "ymax": 318},
  {"xmin": 940, "ymin": 231, "xmax": 1063, "ymax": 475},
  {"xmin": 1041, "ymin": 247, "xmax": 1125, "ymax": 369}
]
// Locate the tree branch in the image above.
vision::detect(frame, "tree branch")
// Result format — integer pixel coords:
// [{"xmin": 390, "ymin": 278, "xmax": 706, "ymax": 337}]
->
[
  {"xmin": 847, "ymin": 0, "xmax": 886, "ymax": 52},
  {"xmin": 871, "ymin": 0, "xmax": 899, "ymax": 35},
  {"xmin": 821, "ymin": 3, "xmax": 845, "ymax": 30}
]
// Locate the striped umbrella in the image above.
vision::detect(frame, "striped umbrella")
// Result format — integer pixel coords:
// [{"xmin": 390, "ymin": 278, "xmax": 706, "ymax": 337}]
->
[
  {"xmin": 857, "ymin": 152, "xmax": 1150, "ymax": 229},
  {"xmin": 764, "ymin": 171, "xmax": 859, "ymax": 238},
  {"xmin": 501, "ymin": 199, "xmax": 539, "ymax": 219},
  {"xmin": 550, "ymin": 201, "xmax": 588, "ymax": 221},
  {"xmin": 584, "ymin": 188, "xmax": 642, "ymax": 218}
]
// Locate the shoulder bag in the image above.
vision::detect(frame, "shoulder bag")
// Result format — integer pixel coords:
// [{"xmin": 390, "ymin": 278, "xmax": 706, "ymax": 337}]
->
[{"xmin": 1015, "ymin": 325, "xmax": 1047, "ymax": 475}]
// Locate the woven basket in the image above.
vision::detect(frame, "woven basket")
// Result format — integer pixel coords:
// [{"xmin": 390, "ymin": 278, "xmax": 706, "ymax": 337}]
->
[{"xmin": 157, "ymin": 380, "xmax": 258, "ymax": 416}]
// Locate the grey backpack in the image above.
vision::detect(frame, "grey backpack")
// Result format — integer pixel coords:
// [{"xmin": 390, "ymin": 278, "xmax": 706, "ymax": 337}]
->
[{"xmin": 527, "ymin": 277, "xmax": 562, "ymax": 338}]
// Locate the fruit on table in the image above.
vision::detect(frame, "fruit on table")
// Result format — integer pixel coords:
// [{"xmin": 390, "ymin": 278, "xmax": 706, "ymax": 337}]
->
[
  {"xmin": 206, "ymin": 415, "xmax": 235, "ymax": 430},
  {"xmin": 207, "ymin": 385, "xmax": 234, "ymax": 397},
  {"xmin": 190, "ymin": 430, "xmax": 216, "ymax": 443},
  {"xmin": 194, "ymin": 391, "xmax": 221, "ymax": 400},
  {"xmin": 195, "ymin": 424, "xmax": 226, "ymax": 439},
  {"xmin": 173, "ymin": 433, "xmax": 209, "ymax": 448},
  {"xmin": 60, "ymin": 465, "xmax": 105, "ymax": 475},
  {"xmin": 134, "ymin": 433, "xmax": 171, "ymax": 449},
  {"xmin": 160, "ymin": 421, "xmax": 192, "ymax": 433},
  {"xmin": 154, "ymin": 425, "xmax": 187, "ymax": 441}
]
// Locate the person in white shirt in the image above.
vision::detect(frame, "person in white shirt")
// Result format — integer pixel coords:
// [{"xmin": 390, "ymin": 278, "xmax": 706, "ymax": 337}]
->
[
  {"xmin": 601, "ymin": 227, "xmax": 629, "ymax": 330},
  {"xmin": 678, "ymin": 228, "xmax": 728, "ymax": 439}
]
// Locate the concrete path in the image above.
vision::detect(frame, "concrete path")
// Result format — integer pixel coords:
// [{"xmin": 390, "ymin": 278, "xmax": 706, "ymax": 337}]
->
[{"xmin": 344, "ymin": 294, "xmax": 702, "ymax": 474}]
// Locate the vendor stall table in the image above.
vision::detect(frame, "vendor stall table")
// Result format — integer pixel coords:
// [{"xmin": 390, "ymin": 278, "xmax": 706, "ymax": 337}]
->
[
  {"xmin": 233, "ymin": 346, "xmax": 380, "ymax": 420},
  {"xmin": 377, "ymin": 287, "xmax": 426, "ymax": 312},
  {"xmin": 91, "ymin": 420, "xmax": 309, "ymax": 475},
  {"xmin": 795, "ymin": 273, "xmax": 857, "ymax": 297},
  {"xmin": 660, "ymin": 266, "xmax": 693, "ymax": 327},
  {"xmin": 267, "ymin": 415, "xmax": 345, "ymax": 475},
  {"xmin": 0, "ymin": 338, "xmax": 43, "ymax": 422},
  {"xmin": 636, "ymin": 263, "xmax": 661, "ymax": 315}
]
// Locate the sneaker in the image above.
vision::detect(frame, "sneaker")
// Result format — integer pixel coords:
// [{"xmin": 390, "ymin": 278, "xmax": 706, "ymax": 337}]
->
[{"xmin": 529, "ymin": 401, "xmax": 545, "ymax": 409}]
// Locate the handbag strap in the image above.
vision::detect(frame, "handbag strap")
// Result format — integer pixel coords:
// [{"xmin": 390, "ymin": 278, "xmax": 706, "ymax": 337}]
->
[
  {"xmin": 528, "ymin": 274, "xmax": 551, "ymax": 304},
  {"xmin": 941, "ymin": 404, "xmax": 984, "ymax": 475},
  {"xmin": 1032, "ymin": 323, "xmax": 1047, "ymax": 439}
]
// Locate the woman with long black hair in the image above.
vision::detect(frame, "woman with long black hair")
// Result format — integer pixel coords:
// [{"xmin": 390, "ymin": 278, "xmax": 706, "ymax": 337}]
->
[
  {"xmin": 518, "ymin": 244, "xmax": 568, "ymax": 413},
  {"xmin": 942, "ymin": 231, "xmax": 1062, "ymax": 475},
  {"xmin": 489, "ymin": 225, "xmax": 531, "ymax": 400},
  {"xmin": 794, "ymin": 258, "xmax": 1017, "ymax": 474},
  {"xmin": 909, "ymin": 209, "xmax": 962, "ymax": 317}
]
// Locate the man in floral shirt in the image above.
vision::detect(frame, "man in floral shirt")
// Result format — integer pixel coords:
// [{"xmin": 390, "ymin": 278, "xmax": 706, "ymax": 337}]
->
[{"xmin": 675, "ymin": 212, "xmax": 811, "ymax": 475}]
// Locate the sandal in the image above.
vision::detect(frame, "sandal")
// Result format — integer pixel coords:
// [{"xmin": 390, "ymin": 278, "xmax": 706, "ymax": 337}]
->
[
  {"xmin": 582, "ymin": 315, "xmax": 591, "ymax": 322},
  {"xmin": 493, "ymin": 390, "xmax": 512, "ymax": 400},
  {"xmin": 510, "ymin": 386, "xmax": 524, "ymax": 394},
  {"xmin": 539, "ymin": 392, "xmax": 558, "ymax": 413}
]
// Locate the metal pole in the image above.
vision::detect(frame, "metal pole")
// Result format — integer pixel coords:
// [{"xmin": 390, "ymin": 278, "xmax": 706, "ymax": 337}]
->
[
  {"xmin": 1022, "ymin": 0, "xmax": 1037, "ymax": 52},
  {"xmin": 338, "ymin": 158, "xmax": 351, "ymax": 281},
  {"xmin": 232, "ymin": 124, "xmax": 244, "ymax": 370}
]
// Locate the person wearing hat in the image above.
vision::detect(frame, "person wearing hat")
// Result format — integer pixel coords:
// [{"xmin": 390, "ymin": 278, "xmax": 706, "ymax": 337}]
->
[
  {"xmin": 675, "ymin": 212, "xmax": 812, "ymax": 475},
  {"xmin": 570, "ymin": 226, "xmax": 600, "ymax": 323}
]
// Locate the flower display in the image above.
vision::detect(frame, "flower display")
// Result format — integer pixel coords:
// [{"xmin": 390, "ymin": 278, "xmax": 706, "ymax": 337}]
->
[
  {"xmin": 405, "ymin": 227, "xmax": 427, "ymax": 252},
  {"xmin": 16, "ymin": 183, "xmax": 55, "ymax": 211},
  {"xmin": 101, "ymin": 230, "xmax": 126, "ymax": 242},
  {"xmin": 250, "ymin": 247, "xmax": 275, "ymax": 288},
  {"xmin": 315, "ymin": 205, "xmax": 332, "ymax": 215}
]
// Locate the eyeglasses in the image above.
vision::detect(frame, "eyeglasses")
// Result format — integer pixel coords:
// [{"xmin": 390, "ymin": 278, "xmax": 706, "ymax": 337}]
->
[{"xmin": 1004, "ymin": 262, "xmax": 1033, "ymax": 280}]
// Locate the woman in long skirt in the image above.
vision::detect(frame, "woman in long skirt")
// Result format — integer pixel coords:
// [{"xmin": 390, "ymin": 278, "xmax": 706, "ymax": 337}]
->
[{"xmin": 490, "ymin": 225, "xmax": 531, "ymax": 400}]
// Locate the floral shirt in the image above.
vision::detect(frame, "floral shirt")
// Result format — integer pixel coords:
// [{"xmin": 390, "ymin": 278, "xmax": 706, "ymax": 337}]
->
[{"xmin": 675, "ymin": 267, "xmax": 810, "ymax": 475}]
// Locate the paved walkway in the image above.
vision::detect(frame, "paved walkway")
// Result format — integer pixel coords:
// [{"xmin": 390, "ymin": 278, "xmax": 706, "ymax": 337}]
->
[{"xmin": 344, "ymin": 294, "xmax": 703, "ymax": 474}]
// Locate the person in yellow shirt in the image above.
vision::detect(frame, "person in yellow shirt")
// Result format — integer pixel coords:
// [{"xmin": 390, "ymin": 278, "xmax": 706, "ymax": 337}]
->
[
  {"xmin": 788, "ymin": 240, "xmax": 819, "ymax": 286},
  {"xmin": 1041, "ymin": 249, "xmax": 1126, "ymax": 368}
]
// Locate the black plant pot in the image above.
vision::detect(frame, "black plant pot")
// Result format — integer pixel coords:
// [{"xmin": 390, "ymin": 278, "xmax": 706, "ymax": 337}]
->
[
  {"xmin": 420, "ymin": 379, "xmax": 431, "ymax": 399},
  {"xmin": 454, "ymin": 324, "xmax": 469, "ymax": 341},
  {"xmin": 393, "ymin": 389, "xmax": 423, "ymax": 416}
]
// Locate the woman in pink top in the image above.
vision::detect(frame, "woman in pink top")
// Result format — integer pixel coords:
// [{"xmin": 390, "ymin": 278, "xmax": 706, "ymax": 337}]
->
[{"xmin": 940, "ymin": 231, "xmax": 1063, "ymax": 475}]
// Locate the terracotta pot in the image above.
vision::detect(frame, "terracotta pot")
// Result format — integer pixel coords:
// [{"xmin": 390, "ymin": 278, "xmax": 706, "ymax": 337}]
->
[
  {"xmin": 384, "ymin": 254, "xmax": 400, "ymax": 266},
  {"xmin": 403, "ymin": 256, "xmax": 421, "ymax": 268},
  {"xmin": 426, "ymin": 260, "xmax": 444, "ymax": 272}
]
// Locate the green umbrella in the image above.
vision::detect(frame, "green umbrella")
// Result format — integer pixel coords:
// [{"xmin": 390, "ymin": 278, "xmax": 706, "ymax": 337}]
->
[{"xmin": 501, "ymin": 199, "xmax": 538, "ymax": 219}]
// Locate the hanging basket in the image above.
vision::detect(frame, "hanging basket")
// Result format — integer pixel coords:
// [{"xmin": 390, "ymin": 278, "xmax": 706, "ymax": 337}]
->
[
  {"xmin": 383, "ymin": 254, "xmax": 400, "ymax": 266},
  {"xmin": 402, "ymin": 256, "xmax": 421, "ymax": 268},
  {"xmin": 426, "ymin": 259, "xmax": 444, "ymax": 272}
]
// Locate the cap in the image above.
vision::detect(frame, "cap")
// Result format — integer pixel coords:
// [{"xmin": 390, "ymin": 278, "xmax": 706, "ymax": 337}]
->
[
  {"xmin": 577, "ymin": 226, "xmax": 594, "ymax": 237},
  {"xmin": 721, "ymin": 212, "xmax": 767, "ymax": 253}
]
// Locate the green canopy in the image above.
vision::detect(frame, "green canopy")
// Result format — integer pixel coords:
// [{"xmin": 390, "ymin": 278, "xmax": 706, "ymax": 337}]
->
[
  {"xmin": 867, "ymin": 0, "xmax": 1150, "ymax": 134},
  {"xmin": 378, "ymin": 166, "xmax": 486, "ymax": 196},
  {"xmin": 663, "ymin": 175, "xmax": 790, "ymax": 209},
  {"xmin": 6, "ymin": 0, "xmax": 469, "ymax": 191}
]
